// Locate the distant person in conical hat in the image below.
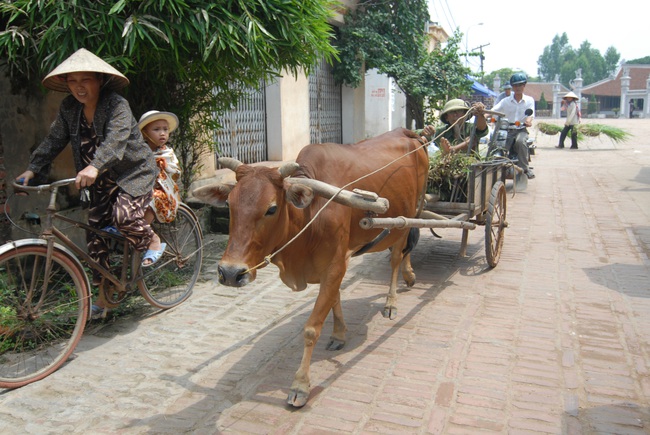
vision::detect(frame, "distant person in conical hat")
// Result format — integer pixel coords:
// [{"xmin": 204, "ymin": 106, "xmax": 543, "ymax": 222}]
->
[
  {"xmin": 15, "ymin": 48, "xmax": 159, "ymax": 319},
  {"xmin": 557, "ymin": 91, "xmax": 580, "ymax": 149}
]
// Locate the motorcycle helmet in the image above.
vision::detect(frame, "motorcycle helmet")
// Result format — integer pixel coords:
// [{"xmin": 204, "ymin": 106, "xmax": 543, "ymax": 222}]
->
[
  {"xmin": 510, "ymin": 72, "xmax": 527, "ymax": 86},
  {"xmin": 439, "ymin": 98, "xmax": 470, "ymax": 124}
]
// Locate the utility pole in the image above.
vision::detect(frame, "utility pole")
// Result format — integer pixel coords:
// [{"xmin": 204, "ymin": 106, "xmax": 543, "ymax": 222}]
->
[{"xmin": 472, "ymin": 43, "xmax": 490, "ymax": 78}]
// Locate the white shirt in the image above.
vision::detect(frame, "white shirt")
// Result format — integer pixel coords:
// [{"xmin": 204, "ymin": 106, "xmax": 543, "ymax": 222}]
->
[{"xmin": 492, "ymin": 94, "xmax": 535, "ymax": 124}]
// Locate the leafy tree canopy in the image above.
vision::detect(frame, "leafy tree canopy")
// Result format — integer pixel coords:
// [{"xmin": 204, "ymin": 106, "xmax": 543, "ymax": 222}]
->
[
  {"xmin": 332, "ymin": 0, "xmax": 471, "ymax": 128},
  {"xmin": 627, "ymin": 56, "xmax": 650, "ymax": 64},
  {"xmin": 0, "ymin": 0, "xmax": 338, "ymax": 195},
  {"xmin": 537, "ymin": 33, "xmax": 620, "ymax": 87}
]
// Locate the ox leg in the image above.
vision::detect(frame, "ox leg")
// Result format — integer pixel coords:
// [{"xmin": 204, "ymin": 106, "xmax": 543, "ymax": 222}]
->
[
  {"xmin": 288, "ymin": 278, "xmax": 344, "ymax": 408},
  {"xmin": 383, "ymin": 241, "xmax": 405, "ymax": 320},
  {"xmin": 326, "ymin": 294, "xmax": 347, "ymax": 351},
  {"xmin": 401, "ymin": 252, "xmax": 416, "ymax": 287}
]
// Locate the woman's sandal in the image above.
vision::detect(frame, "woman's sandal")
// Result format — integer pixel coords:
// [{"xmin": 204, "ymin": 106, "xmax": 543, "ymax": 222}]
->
[
  {"xmin": 101, "ymin": 225, "xmax": 122, "ymax": 236},
  {"xmin": 91, "ymin": 304, "xmax": 109, "ymax": 320},
  {"xmin": 142, "ymin": 243, "xmax": 167, "ymax": 267}
]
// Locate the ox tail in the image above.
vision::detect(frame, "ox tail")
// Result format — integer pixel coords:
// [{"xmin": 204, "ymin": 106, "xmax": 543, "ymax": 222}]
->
[
  {"xmin": 351, "ymin": 227, "xmax": 419, "ymax": 258},
  {"xmin": 402, "ymin": 227, "xmax": 420, "ymax": 256},
  {"xmin": 351, "ymin": 229, "xmax": 390, "ymax": 257}
]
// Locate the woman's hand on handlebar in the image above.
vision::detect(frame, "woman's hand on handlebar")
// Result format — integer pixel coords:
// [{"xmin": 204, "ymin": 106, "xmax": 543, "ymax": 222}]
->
[
  {"xmin": 75, "ymin": 165, "xmax": 99, "ymax": 189},
  {"xmin": 15, "ymin": 170, "xmax": 35, "ymax": 186}
]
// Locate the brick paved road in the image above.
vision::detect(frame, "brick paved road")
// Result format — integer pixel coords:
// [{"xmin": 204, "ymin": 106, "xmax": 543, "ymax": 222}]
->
[{"xmin": 1, "ymin": 118, "xmax": 649, "ymax": 434}]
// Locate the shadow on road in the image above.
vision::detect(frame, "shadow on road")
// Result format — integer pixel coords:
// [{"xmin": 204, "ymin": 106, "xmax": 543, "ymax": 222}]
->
[{"xmin": 120, "ymin": 230, "xmax": 491, "ymax": 432}]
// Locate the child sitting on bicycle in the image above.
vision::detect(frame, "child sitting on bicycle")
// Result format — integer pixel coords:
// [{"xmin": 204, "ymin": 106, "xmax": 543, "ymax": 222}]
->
[{"xmin": 137, "ymin": 111, "xmax": 182, "ymax": 266}]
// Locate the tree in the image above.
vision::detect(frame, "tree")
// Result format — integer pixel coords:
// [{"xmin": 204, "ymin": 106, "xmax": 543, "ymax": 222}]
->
[
  {"xmin": 538, "ymin": 33, "xmax": 571, "ymax": 81},
  {"xmin": 332, "ymin": 0, "xmax": 471, "ymax": 129},
  {"xmin": 625, "ymin": 55, "xmax": 650, "ymax": 64},
  {"xmin": 0, "ymin": 0, "xmax": 338, "ymax": 196},
  {"xmin": 538, "ymin": 92, "xmax": 548, "ymax": 110},
  {"xmin": 483, "ymin": 68, "xmax": 517, "ymax": 92},
  {"xmin": 537, "ymin": 33, "xmax": 620, "ymax": 88}
]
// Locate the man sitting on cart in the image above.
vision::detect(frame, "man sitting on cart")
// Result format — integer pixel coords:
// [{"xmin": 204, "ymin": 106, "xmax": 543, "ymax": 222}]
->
[{"xmin": 419, "ymin": 98, "xmax": 489, "ymax": 155}]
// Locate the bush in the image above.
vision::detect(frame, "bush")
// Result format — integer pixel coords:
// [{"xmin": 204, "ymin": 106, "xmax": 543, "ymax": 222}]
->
[{"xmin": 538, "ymin": 92, "xmax": 548, "ymax": 110}]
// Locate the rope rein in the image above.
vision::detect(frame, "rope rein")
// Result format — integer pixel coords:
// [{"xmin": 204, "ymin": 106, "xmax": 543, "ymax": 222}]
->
[{"xmin": 241, "ymin": 110, "xmax": 476, "ymax": 275}]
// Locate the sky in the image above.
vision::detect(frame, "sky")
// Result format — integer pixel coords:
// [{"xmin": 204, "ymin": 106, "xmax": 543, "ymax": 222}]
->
[{"xmin": 429, "ymin": 0, "xmax": 650, "ymax": 78}]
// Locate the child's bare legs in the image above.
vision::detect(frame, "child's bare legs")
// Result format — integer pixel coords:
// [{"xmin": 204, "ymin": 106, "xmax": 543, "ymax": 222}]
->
[{"xmin": 144, "ymin": 206, "xmax": 162, "ymax": 255}]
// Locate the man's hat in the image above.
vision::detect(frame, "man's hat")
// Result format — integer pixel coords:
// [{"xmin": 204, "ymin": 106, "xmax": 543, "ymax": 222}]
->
[
  {"xmin": 503, "ymin": 84, "xmax": 512, "ymax": 90},
  {"xmin": 440, "ymin": 99, "xmax": 470, "ymax": 123},
  {"xmin": 42, "ymin": 48, "xmax": 129, "ymax": 93}
]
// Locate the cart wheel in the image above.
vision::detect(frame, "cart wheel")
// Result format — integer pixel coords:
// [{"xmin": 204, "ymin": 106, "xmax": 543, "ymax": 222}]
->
[{"xmin": 485, "ymin": 181, "xmax": 507, "ymax": 267}]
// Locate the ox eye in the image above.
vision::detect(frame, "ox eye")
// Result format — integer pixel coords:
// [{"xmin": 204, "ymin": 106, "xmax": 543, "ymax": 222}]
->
[{"xmin": 265, "ymin": 205, "xmax": 277, "ymax": 216}]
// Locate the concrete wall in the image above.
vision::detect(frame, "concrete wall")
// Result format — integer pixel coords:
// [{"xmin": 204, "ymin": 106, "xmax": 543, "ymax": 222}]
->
[
  {"xmin": 266, "ymin": 71, "xmax": 311, "ymax": 161},
  {"xmin": 364, "ymin": 69, "xmax": 407, "ymax": 138},
  {"xmin": 342, "ymin": 78, "xmax": 366, "ymax": 144},
  {"xmin": 0, "ymin": 76, "xmax": 72, "ymax": 182},
  {"xmin": 0, "ymin": 74, "xmax": 83, "ymax": 242}
]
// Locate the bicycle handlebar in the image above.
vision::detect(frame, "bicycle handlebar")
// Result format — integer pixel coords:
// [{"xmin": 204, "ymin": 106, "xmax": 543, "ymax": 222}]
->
[{"xmin": 13, "ymin": 178, "xmax": 77, "ymax": 193}]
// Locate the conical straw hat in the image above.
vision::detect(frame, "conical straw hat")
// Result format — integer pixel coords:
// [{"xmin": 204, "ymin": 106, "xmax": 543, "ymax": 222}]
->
[
  {"xmin": 42, "ymin": 48, "xmax": 129, "ymax": 92},
  {"xmin": 563, "ymin": 91, "xmax": 579, "ymax": 100}
]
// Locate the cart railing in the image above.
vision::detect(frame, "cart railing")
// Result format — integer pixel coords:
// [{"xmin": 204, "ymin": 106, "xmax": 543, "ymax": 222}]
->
[{"xmin": 425, "ymin": 160, "xmax": 506, "ymax": 222}]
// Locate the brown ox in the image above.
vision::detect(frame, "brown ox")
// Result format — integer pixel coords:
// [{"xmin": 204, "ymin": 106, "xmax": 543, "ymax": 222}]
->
[{"xmin": 193, "ymin": 128, "xmax": 429, "ymax": 407}]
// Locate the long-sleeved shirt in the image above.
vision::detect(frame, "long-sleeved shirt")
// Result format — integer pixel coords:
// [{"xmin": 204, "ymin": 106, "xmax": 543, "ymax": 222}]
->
[{"xmin": 28, "ymin": 90, "xmax": 157, "ymax": 197}]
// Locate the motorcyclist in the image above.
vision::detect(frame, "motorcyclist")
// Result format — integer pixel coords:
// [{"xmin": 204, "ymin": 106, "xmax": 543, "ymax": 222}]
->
[{"xmin": 491, "ymin": 73, "xmax": 536, "ymax": 179}]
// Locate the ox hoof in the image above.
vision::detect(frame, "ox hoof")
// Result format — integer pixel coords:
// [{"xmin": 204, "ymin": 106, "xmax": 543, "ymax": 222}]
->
[
  {"xmin": 405, "ymin": 274, "xmax": 416, "ymax": 287},
  {"xmin": 326, "ymin": 337, "xmax": 345, "ymax": 351},
  {"xmin": 382, "ymin": 306, "xmax": 398, "ymax": 320},
  {"xmin": 286, "ymin": 389, "xmax": 309, "ymax": 408}
]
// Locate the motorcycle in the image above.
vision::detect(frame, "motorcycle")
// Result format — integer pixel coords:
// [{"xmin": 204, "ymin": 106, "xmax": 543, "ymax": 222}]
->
[
  {"xmin": 485, "ymin": 108, "xmax": 534, "ymax": 188},
  {"xmin": 487, "ymin": 108, "xmax": 534, "ymax": 159}
]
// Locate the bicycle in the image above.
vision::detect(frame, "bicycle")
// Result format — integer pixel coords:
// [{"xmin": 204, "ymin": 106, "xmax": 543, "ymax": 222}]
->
[{"xmin": 0, "ymin": 178, "xmax": 203, "ymax": 388}]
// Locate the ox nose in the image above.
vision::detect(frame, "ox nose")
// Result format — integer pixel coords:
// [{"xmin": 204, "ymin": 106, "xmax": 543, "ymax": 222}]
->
[{"xmin": 218, "ymin": 264, "xmax": 250, "ymax": 287}]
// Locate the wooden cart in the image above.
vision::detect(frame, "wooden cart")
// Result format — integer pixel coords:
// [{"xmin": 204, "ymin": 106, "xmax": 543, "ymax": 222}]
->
[{"xmin": 359, "ymin": 159, "xmax": 509, "ymax": 267}]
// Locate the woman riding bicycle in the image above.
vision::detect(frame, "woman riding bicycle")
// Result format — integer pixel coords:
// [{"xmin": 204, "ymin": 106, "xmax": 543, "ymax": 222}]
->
[{"xmin": 15, "ymin": 48, "xmax": 159, "ymax": 317}]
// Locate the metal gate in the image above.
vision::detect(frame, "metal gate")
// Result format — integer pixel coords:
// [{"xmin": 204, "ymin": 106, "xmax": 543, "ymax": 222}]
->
[
  {"xmin": 309, "ymin": 58, "xmax": 342, "ymax": 144},
  {"xmin": 215, "ymin": 84, "xmax": 267, "ymax": 164}
]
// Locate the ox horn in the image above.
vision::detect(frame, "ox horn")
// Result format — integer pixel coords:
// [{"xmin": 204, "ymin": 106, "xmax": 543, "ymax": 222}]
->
[
  {"xmin": 279, "ymin": 162, "xmax": 300, "ymax": 179},
  {"xmin": 218, "ymin": 157, "xmax": 243, "ymax": 171}
]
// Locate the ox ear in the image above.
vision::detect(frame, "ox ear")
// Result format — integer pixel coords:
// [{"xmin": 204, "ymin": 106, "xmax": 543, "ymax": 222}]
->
[
  {"xmin": 286, "ymin": 183, "xmax": 314, "ymax": 209},
  {"xmin": 192, "ymin": 183, "xmax": 235, "ymax": 207}
]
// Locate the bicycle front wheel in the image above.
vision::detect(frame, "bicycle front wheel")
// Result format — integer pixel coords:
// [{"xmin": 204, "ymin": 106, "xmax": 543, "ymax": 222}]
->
[
  {"xmin": 0, "ymin": 243, "xmax": 89, "ymax": 388},
  {"xmin": 137, "ymin": 204, "xmax": 203, "ymax": 309}
]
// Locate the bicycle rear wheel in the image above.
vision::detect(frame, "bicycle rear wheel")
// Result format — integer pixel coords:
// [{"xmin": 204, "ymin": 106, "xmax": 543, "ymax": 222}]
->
[
  {"xmin": 0, "ymin": 243, "xmax": 89, "ymax": 388},
  {"xmin": 137, "ymin": 204, "xmax": 203, "ymax": 309}
]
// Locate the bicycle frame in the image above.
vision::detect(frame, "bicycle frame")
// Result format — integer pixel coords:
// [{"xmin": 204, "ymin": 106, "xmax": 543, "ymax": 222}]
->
[{"xmin": 14, "ymin": 179, "xmax": 141, "ymax": 295}]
